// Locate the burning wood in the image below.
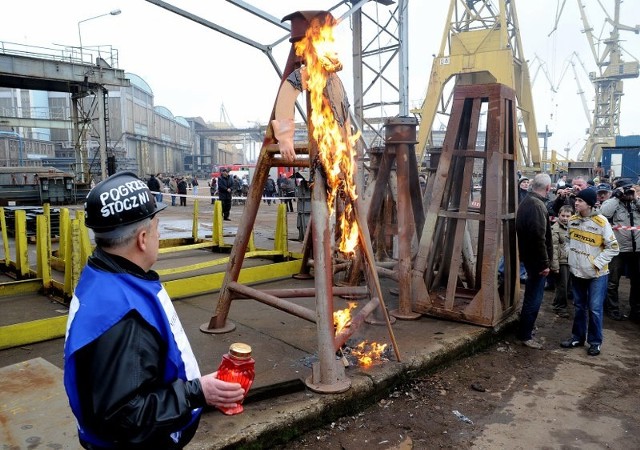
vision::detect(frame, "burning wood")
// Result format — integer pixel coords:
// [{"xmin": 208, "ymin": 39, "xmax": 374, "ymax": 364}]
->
[
  {"xmin": 333, "ymin": 302, "xmax": 357, "ymax": 334},
  {"xmin": 334, "ymin": 303, "xmax": 390, "ymax": 368}
]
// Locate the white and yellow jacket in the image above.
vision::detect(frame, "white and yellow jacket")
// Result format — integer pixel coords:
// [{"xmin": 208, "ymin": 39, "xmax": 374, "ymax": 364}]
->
[{"xmin": 567, "ymin": 211, "xmax": 619, "ymax": 279}]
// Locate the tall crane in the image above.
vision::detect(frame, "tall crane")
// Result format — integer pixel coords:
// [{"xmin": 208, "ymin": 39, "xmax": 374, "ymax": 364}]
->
[
  {"xmin": 414, "ymin": 0, "xmax": 540, "ymax": 169},
  {"xmin": 568, "ymin": 52, "xmax": 593, "ymax": 131},
  {"xmin": 556, "ymin": 0, "xmax": 640, "ymax": 162}
]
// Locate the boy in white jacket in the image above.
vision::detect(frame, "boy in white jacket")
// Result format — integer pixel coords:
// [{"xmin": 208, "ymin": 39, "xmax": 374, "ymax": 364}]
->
[{"xmin": 561, "ymin": 188, "xmax": 619, "ymax": 356}]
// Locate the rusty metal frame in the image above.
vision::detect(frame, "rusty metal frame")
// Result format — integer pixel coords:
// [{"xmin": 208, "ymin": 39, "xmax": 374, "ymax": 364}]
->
[{"xmin": 411, "ymin": 83, "xmax": 519, "ymax": 327}]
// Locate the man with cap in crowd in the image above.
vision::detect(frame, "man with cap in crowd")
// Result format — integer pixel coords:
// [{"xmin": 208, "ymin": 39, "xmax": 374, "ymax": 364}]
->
[
  {"xmin": 599, "ymin": 178, "xmax": 640, "ymax": 322},
  {"xmin": 561, "ymin": 187, "xmax": 619, "ymax": 356},
  {"xmin": 63, "ymin": 172, "xmax": 244, "ymax": 448},
  {"xmin": 217, "ymin": 168, "xmax": 233, "ymax": 220},
  {"xmin": 595, "ymin": 182, "xmax": 612, "ymax": 208}
]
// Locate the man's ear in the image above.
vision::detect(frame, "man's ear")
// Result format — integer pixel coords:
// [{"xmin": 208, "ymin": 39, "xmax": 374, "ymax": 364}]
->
[{"xmin": 136, "ymin": 227, "xmax": 148, "ymax": 252}]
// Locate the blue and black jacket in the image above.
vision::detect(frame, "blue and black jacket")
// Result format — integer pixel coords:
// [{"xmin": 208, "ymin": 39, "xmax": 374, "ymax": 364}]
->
[{"xmin": 64, "ymin": 248, "xmax": 203, "ymax": 449}]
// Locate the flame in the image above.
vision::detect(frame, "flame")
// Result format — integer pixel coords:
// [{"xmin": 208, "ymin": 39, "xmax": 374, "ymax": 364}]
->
[
  {"xmin": 295, "ymin": 15, "xmax": 360, "ymax": 255},
  {"xmin": 333, "ymin": 302, "xmax": 357, "ymax": 334},
  {"xmin": 351, "ymin": 341, "xmax": 388, "ymax": 368}
]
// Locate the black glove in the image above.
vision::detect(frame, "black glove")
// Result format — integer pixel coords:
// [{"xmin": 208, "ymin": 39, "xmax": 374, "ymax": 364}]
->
[{"xmin": 612, "ymin": 188, "xmax": 624, "ymax": 199}]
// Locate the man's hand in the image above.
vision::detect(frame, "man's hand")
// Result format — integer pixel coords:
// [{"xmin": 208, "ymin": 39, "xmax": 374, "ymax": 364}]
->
[
  {"xmin": 200, "ymin": 373, "xmax": 245, "ymax": 408},
  {"xmin": 539, "ymin": 268, "xmax": 550, "ymax": 276}
]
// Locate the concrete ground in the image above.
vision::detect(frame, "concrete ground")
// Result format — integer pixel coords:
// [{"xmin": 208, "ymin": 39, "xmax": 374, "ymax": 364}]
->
[{"xmin": 0, "ymin": 197, "xmax": 525, "ymax": 449}]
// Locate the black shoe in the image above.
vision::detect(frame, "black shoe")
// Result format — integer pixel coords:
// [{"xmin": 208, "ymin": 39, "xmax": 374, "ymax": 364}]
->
[
  {"xmin": 587, "ymin": 344, "xmax": 601, "ymax": 356},
  {"xmin": 607, "ymin": 311, "xmax": 624, "ymax": 321},
  {"xmin": 223, "ymin": 218, "xmax": 230, "ymax": 221},
  {"xmin": 560, "ymin": 338, "xmax": 584, "ymax": 348}
]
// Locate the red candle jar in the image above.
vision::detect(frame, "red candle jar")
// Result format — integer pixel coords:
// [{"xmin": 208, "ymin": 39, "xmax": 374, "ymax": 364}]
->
[{"xmin": 215, "ymin": 342, "xmax": 255, "ymax": 415}]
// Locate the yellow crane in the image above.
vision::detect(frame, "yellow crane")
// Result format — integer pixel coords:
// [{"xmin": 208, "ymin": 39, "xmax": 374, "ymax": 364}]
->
[
  {"xmin": 552, "ymin": 0, "xmax": 639, "ymax": 163},
  {"xmin": 414, "ymin": 0, "xmax": 540, "ymax": 169}
]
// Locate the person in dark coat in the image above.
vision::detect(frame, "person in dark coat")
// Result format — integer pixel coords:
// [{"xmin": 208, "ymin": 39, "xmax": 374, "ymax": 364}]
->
[
  {"xmin": 516, "ymin": 173, "xmax": 553, "ymax": 349},
  {"xmin": 217, "ymin": 168, "xmax": 233, "ymax": 220},
  {"xmin": 147, "ymin": 174, "xmax": 162, "ymax": 203},
  {"xmin": 177, "ymin": 177, "xmax": 188, "ymax": 206},
  {"xmin": 518, "ymin": 176, "xmax": 530, "ymax": 204}
]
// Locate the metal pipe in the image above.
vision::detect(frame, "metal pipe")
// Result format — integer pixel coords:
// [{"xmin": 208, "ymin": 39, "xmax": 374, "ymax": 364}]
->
[
  {"xmin": 376, "ymin": 265, "xmax": 399, "ymax": 281},
  {"xmin": 233, "ymin": 286, "xmax": 369, "ymax": 299},
  {"xmin": 376, "ymin": 260, "xmax": 396, "ymax": 269},
  {"xmin": 227, "ymin": 282, "xmax": 316, "ymax": 323},
  {"xmin": 398, "ymin": 0, "xmax": 409, "ymax": 116},
  {"xmin": 310, "ymin": 164, "xmax": 343, "ymax": 385},
  {"xmin": 354, "ymin": 197, "xmax": 402, "ymax": 362},
  {"xmin": 388, "ymin": 118, "xmax": 419, "ymax": 318}
]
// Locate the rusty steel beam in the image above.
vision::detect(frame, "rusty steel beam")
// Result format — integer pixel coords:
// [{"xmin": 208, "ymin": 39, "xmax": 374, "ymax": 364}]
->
[
  {"xmin": 227, "ymin": 282, "xmax": 317, "ymax": 323},
  {"xmin": 386, "ymin": 117, "xmax": 420, "ymax": 320}
]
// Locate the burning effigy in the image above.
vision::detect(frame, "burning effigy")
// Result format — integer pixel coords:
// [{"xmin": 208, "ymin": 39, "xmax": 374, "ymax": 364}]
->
[{"xmin": 272, "ymin": 12, "xmax": 360, "ymax": 255}]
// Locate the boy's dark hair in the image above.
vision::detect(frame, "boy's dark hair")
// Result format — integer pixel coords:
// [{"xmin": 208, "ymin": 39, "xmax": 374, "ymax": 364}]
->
[{"xmin": 559, "ymin": 205, "xmax": 573, "ymax": 215}]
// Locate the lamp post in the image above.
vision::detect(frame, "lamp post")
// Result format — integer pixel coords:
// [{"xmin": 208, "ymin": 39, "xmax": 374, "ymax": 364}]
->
[{"xmin": 78, "ymin": 9, "xmax": 121, "ymax": 63}]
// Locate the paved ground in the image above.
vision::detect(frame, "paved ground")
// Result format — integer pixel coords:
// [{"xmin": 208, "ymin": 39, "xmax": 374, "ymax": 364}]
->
[{"xmin": 276, "ymin": 283, "xmax": 640, "ymax": 449}]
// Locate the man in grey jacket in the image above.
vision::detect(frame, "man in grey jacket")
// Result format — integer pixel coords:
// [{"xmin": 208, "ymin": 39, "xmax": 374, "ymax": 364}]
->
[{"xmin": 599, "ymin": 179, "xmax": 640, "ymax": 322}]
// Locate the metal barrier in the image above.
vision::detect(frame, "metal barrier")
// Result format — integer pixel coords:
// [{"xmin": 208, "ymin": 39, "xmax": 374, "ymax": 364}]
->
[{"xmin": 0, "ymin": 200, "xmax": 302, "ymax": 350}]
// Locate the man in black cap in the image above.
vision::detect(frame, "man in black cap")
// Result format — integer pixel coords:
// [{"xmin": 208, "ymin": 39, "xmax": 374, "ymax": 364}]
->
[
  {"xmin": 64, "ymin": 172, "xmax": 244, "ymax": 448},
  {"xmin": 595, "ymin": 182, "xmax": 612, "ymax": 208},
  {"xmin": 600, "ymin": 179, "xmax": 640, "ymax": 322},
  {"xmin": 561, "ymin": 187, "xmax": 619, "ymax": 356}
]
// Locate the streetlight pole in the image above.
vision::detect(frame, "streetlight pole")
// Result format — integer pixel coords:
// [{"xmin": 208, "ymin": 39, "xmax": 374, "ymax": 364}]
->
[{"xmin": 77, "ymin": 9, "xmax": 121, "ymax": 63}]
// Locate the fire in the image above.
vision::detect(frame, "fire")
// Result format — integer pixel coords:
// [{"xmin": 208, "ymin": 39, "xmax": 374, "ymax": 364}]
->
[
  {"xmin": 333, "ymin": 304, "xmax": 388, "ymax": 368},
  {"xmin": 333, "ymin": 302, "xmax": 357, "ymax": 334},
  {"xmin": 351, "ymin": 341, "xmax": 388, "ymax": 368},
  {"xmin": 295, "ymin": 14, "xmax": 360, "ymax": 255}
]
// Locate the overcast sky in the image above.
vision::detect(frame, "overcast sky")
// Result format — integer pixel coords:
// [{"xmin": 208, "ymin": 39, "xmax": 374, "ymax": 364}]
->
[{"xmin": 3, "ymin": 0, "xmax": 639, "ymax": 161}]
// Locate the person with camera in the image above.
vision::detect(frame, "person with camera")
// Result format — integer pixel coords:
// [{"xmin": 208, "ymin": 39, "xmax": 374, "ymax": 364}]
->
[
  {"xmin": 599, "ymin": 179, "xmax": 640, "ymax": 322},
  {"xmin": 549, "ymin": 175, "xmax": 590, "ymax": 217}
]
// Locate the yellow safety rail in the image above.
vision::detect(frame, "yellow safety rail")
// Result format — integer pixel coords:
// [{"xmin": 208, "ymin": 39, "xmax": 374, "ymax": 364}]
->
[
  {"xmin": 0, "ymin": 207, "xmax": 9, "ymax": 267},
  {"xmin": 0, "ymin": 200, "xmax": 303, "ymax": 350}
]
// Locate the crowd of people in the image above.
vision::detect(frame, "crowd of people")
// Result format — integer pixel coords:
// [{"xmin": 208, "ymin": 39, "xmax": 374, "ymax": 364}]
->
[
  {"xmin": 515, "ymin": 171, "xmax": 639, "ymax": 357},
  {"xmin": 145, "ymin": 171, "xmax": 304, "ymax": 218}
]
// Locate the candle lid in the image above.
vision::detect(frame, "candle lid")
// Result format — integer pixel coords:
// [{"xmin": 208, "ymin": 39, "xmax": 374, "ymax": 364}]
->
[{"xmin": 229, "ymin": 342, "xmax": 252, "ymax": 359}]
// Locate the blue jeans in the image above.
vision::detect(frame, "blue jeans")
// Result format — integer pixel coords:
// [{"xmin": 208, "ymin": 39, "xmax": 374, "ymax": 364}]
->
[
  {"xmin": 517, "ymin": 268, "xmax": 547, "ymax": 341},
  {"xmin": 570, "ymin": 274, "xmax": 607, "ymax": 345},
  {"xmin": 497, "ymin": 257, "xmax": 527, "ymax": 281}
]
